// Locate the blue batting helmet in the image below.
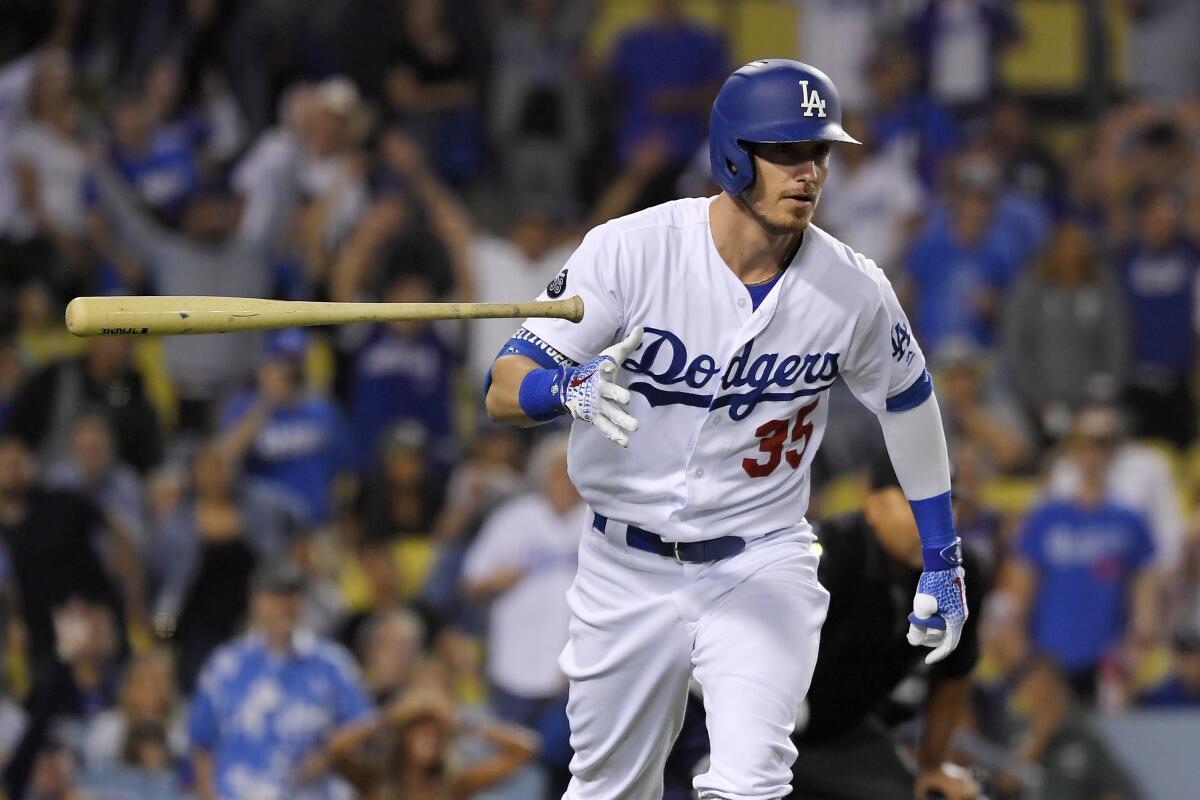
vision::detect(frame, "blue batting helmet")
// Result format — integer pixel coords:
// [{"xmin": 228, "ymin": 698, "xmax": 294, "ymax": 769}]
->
[{"xmin": 709, "ymin": 60, "xmax": 860, "ymax": 195}]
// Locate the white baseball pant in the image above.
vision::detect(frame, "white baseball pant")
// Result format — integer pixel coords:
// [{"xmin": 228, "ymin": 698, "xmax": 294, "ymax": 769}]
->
[{"xmin": 559, "ymin": 513, "xmax": 829, "ymax": 800}]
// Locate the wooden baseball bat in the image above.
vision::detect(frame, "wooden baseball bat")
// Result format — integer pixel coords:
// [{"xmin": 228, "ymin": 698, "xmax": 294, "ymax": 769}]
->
[{"xmin": 65, "ymin": 294, "xmax": 585, "ymax": 337}]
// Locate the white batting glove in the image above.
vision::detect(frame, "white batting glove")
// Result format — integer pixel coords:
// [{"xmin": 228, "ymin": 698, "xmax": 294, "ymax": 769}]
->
[
  {"xmin": 562, "ymin": 327, "xmax": 643, "ymax": 447},
  {"xmin": 907, "ymin": 564, "xmax": 969, "ymax": 665}
]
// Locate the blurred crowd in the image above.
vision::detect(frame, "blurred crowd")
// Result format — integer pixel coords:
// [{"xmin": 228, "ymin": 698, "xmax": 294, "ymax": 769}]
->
[{"xmin": 0, "ymin": 0, "xmax": 1197, "ymax": 798}]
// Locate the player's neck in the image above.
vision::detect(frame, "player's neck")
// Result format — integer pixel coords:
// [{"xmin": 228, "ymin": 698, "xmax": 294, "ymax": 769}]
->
[{"xmin": 709, "ymin": 193, "xmax": 803, "ymax": 283}]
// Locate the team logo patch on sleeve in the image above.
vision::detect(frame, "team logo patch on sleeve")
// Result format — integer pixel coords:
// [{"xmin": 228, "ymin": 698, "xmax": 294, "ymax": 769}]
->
[
  {"xmin": 546, "ymin": 269, "xmax": 568, "ymax": 298},
  {"xmin": 891, "ymin": 322, "xmax": 912, "ymax": 362}
]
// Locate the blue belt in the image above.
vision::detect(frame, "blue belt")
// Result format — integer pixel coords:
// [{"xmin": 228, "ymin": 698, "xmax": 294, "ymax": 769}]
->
[{"xmin": 592, "ymin": 513, "xmax": 745, "ymax": 564}]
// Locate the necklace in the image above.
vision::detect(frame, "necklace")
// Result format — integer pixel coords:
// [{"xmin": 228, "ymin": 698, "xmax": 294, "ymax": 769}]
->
[
  {"xmin": 744, "ymin": 270, "xmax": 781, "ymax": 287},
  {"xmin": 742, "ymin": 233, "xmax": 804, "ymax": 287}
]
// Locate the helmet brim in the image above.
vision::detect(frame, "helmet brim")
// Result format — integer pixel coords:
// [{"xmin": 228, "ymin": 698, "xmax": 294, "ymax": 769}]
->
[{"xmin": 736, "ymin": 121, "xmax": 861, "ymax": 147}]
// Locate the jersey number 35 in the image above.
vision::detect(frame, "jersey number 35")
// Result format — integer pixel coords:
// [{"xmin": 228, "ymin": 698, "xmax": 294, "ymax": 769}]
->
[{"xmin": 742, "ymin": 400, "xmax": 819, "ymax": 478}]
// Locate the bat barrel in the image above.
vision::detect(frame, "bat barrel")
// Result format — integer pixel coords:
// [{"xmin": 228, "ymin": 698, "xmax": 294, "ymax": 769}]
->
[{"xmin": 65, "ymin": 295, "xmax": 584, "ymax": 337}]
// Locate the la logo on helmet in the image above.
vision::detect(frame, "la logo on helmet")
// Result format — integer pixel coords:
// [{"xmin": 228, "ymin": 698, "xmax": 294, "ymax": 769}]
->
[{"xmin": 798, "ymin": 80, "xmax": 827, "ymax": 118}]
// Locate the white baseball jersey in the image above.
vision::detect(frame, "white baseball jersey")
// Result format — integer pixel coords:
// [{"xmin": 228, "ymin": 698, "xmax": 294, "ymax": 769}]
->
[{"xmin": 522, "ymin": 196, "xmax": 927, "ymax": 542}]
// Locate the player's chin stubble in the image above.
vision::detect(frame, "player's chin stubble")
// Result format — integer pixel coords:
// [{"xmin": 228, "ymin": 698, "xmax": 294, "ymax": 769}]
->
[{"xmin": 754, "ymin": 196, "xmax": 816, "ymax": 236}]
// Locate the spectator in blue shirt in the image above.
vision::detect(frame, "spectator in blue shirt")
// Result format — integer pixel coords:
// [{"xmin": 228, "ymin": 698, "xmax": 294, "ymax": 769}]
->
[
  {"xmin": 1007, "ymin": 419, "xmax": 1159, "ymax": 702},
  {"xmin": 346, "ymin": 271, "xmax": 461, "ymax": 472},
  {"xmin": 1118, "ymin": 188, "xmax": 1198, "ymax": 446},
  {"xmin": 905, "ymin": 174, "xmax": 1007, "ymax": 354},
  {"xmin": 1138, "ymin": 626, "xmax": 1200, "ymax": 709},
  {"xmin": 106, "ymin": 88, "xmax": 203, "ymax": 225},
  {"xmin": 219, "ymin": 329, "xmax": 354, "ymax": 524},
  {"xmin": 188, "ymin": 561, "xmax": 375, "ymax": 800},
  {"xmin": 608, "ymin": 0, "xmax": 726, "ymax": 204},
  {"xmin": 921, "ymin": 151, "xmax": 1052, "ymax": 289},
  {"xmin": 864, "ymin": 42, "xmax": 961, "ymax": 188}
]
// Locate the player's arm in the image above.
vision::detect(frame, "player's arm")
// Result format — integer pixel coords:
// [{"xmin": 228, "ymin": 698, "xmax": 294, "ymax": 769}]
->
[
  {"xmin": 483, "ymin": 329, "xmax": 644, "ymax": 445},
  {"xmin": 844, "ymin": 277, "xmax": 967, "ymax": 665},
  {"xmin": 875, "ymin": 394, "xmax": 969, "ymax": 665},
  {"xmin": 483, "ymin": 226, "xmax": 644, "ymax": 446},
  {"xmin": 485, "ymin": 354, "xmax": 551, "ymax": 427}
]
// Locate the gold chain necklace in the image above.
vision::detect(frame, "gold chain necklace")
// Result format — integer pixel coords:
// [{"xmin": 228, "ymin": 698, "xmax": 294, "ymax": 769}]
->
[
  {"xmin": 743, "ymin": 233, "xmax": 803, "ymax": 287},
  {"xmin": 743, "ymin": 270, "xmax": 782, "ymax": 287}
]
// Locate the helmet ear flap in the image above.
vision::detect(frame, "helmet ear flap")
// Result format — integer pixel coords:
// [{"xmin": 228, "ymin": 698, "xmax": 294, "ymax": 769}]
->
[{"xmin": 710, "ymin": 135, "xmax": 754, "ymax": 195}]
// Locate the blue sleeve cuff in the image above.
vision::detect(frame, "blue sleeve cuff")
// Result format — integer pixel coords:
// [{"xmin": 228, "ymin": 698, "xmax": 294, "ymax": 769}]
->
[
  {"xmin": 885, "ymin": 369, "xmax": 933, "ymax": 412},
  {"xmin": 910, "ymin": 490, "xmax": 961, "ymax": 570},
  {"xmin": 483, "ymin": 331, "xmax": 578, "ymax": 398}
]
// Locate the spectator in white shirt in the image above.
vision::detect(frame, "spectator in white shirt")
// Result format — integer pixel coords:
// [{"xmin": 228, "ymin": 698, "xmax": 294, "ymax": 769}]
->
[
  {"xmin": 235, "ymin": 77, "xmax": 370, "ymax": 278},
  {"xmin": 0, "ymin": 1, "xmax": 79, "ymax": 245},
  {"xmin": 794, "ymin": 0, "xmax": 906, "ymax": 113},
  {"xmin": 817, "ymin": 111, "xmax": 924, "ymax": 275},
  {"xmin": 0, "ymin": 51, "xmax": 39, "ymax": 241},
  {"xmin": 462, "ymin": 433, "xmax": 583, "ymax": 724},
  {"xmin": 10, "ymin": 50, "xmax": 91, "ymax": 284},
  {"xmin": 374, "ymin": 130, "xmax": 670, "ymax": 389}
]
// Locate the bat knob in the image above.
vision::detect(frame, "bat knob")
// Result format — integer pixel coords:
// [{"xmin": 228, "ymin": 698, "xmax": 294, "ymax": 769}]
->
[
  {"xmin": 565, "ymin": 295, "xmax": 585, "ymax": 323},
  {"xmin": 65, "ymin": 297, "xmax": 89, "ymax": 336}
]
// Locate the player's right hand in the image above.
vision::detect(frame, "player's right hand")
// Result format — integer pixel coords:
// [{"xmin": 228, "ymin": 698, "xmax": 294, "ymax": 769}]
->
[
  {"xmin": 563, "ymin": 326, "xmax": 643, "ymax": 447},
  {"xmin": 907, "ymin": 565, "xmax": 968, "ymax": 665}
]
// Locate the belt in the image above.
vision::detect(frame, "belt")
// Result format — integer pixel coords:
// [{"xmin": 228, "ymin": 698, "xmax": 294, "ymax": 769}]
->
[{"xmin": 592, "ymin": 513, "xmax": 745, "ymax": 564}]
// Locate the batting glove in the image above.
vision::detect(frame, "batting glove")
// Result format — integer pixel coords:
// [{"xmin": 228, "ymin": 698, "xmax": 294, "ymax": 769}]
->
[
  {"xmin": 562, "ymin": 326, "xmax": 644, "ymax": 447},
  {"xmin": 907, "ymin": 552, "xmax": 968, "ymax": 665}
]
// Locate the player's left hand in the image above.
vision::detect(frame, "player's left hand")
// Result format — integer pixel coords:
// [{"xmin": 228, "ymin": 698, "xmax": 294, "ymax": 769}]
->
[{"xmin": 907, "ymin": 565, "xmax": 968, "ymax": 665}]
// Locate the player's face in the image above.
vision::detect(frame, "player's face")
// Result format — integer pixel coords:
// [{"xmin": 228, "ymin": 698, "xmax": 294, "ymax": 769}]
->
[{"xmin": 743, "ymin": 141, "xmax": 831, "ymax": 235}]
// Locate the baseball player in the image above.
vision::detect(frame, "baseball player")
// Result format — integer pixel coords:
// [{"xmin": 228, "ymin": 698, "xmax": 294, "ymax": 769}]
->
[{"xmin": 484, "ymin": 59, "xmax": 967, "ymax": 800}]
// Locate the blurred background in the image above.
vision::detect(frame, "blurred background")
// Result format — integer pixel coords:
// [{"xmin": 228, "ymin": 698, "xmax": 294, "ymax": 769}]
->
[{"xmin": 0, "ymin": 0, "xmax": 1197, "ymax": 798}]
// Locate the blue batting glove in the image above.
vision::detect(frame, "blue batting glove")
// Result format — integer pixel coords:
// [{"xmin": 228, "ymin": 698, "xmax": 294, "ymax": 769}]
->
[{"xmin": 907, "ymin": 545, "xmax": 968, "ymax": 665}]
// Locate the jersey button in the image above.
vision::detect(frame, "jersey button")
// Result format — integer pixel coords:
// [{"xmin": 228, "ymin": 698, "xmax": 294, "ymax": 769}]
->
[
  {"xmin": 736, "ymin": 298, "xmax": 748, "ymax": 308},
  {"xmin": 694, "ymin": 468, "xmax": 705, "ymax": 478}
]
